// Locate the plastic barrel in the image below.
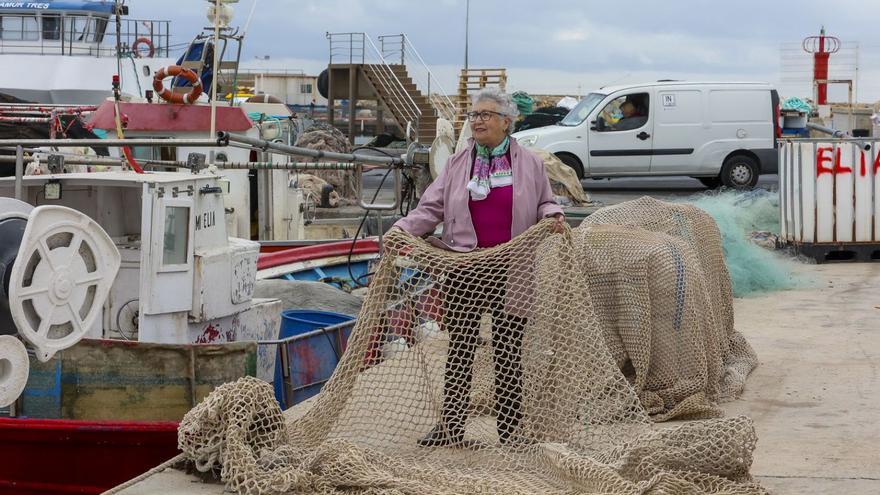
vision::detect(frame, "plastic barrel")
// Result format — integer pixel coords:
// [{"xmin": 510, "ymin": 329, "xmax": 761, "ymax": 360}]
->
[{"xmin": 273, "ymin": 310, "xmax": 355, "ymax": 408}]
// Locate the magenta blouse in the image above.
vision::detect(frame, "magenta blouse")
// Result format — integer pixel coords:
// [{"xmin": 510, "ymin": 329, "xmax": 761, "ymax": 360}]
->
[{"xmin": 468, "ymin": 151, "xmax": 514, "ymax": 248}]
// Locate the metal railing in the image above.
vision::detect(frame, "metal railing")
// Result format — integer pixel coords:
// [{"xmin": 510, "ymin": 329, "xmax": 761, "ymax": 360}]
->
[
  {"xmin": 221, "ymin": 132, "xmax": 406, "ymax": 211},
  {"xmin": 0, "ymin": 14, "xmax": 171, "ymax": 57},
  {"xmin": 0, "ymin": 133, "xmax": 412, "ymax": 211},
  {"xmin": 327, "ymin": 32, "xmax": 365, "ymax": 65},
  {"xmin": 327, "ymin": 32, "xmax": 421, "ymax": 143},
  {"xmin": 257, "ymin": 319, "xmax": 355, "ymax": 408},
  {"xmin": 378, "ymin": 34, "xmax": 457, "ymax": 125},
  {"xmin": 234, "ymin": 68, "xmax": 306, "ymax": 76}
]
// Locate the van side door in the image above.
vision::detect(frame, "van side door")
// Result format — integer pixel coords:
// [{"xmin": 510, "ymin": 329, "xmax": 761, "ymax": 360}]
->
[
  {"xmin": 650, "ymin": 89, "xmax": 704, "ymax": 174},
  {"xmin": 587, "ymin": 91, "xmax": 653, "ymax": 175}
]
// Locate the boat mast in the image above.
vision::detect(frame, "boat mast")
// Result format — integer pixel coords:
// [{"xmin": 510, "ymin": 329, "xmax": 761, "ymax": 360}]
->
[
  {"xmin": 210, "ymin": 1, "xmax": 221, "ymax": 136},
  {"xmin": 115, "ymin": 0, "xmax": 124, "ymax": 87}
]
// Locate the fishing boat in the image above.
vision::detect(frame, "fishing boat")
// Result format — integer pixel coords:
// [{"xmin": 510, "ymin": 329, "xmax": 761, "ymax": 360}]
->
[
  {"xmin": 0, "ymin": 5, "xmax": 424, "ymax": 491},
  {"xmin": 0, "ymin": 1, "xmax": 175, "ymax": 104},
  {"xmin": 0, "ymin": 168, "xmax": 281, "ymax": 493},
  {"xmin": 257, "ymin": 238, "xmax": 380, "ymax": 289},
  {"xmin": 0, "ymin": 128, "xmax": 409, "ymax": 495}
]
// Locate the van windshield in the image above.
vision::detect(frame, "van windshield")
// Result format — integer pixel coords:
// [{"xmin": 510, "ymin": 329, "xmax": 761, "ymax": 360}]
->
[{"xmin": 558, "ymin": 93, "xmax": 606, "ymax": 126}]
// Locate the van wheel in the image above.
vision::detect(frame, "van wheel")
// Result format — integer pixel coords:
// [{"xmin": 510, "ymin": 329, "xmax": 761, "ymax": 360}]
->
[
  {"xmin": 697, "ymin": 177, "xmax": 721, "ymax": 189},
  {"xmin": 554, "ymin": 153, "xmax": 584, "ymax": 179},
  {"xmin": 720, "ymin": 155, "xmax": 759, "ymax": 189}
]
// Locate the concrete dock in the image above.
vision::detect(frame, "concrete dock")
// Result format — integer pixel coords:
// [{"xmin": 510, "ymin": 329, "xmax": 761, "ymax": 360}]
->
[
  {"xmin": 724, "ymin": 262, "xmax": 880, "ymax": 494},
  {"xmin": 116, "ymin": 261, "xmax": 880, "ymax": 494}
]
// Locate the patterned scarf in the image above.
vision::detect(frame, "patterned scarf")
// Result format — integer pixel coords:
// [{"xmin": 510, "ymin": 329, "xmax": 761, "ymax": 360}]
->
[{"xmin": 467, "ymin": 136, "xmax": 512, "ymax": 201}]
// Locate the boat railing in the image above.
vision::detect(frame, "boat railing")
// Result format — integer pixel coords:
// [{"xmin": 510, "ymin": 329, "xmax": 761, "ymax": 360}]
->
[
  {"xmin": 0, "ymin": 15, "xmax": 171, "ymax": 58},
  {"xmin": 0, "ymin": 133, "xmax": 415, "ymax": 212},
  {"xmin": 256, "ymin": 278, "xmax": 436, "ymax": 407}
]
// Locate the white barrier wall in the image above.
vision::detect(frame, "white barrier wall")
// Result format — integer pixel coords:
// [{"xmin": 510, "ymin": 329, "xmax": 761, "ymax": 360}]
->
[{"xmin": 780, "ymin": 140, "xmax": 880, "ymax": 244}]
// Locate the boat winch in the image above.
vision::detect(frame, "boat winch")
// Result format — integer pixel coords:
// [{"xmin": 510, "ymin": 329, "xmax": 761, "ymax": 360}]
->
[{"xmin": 0, "ymin": 198, "xmax": 120, "ymax": 407}]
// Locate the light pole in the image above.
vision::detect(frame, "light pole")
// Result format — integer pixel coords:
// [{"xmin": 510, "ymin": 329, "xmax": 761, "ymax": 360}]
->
[{"xmin": 464, "ymin": 0, "xmax": 470, "ymax": 70}]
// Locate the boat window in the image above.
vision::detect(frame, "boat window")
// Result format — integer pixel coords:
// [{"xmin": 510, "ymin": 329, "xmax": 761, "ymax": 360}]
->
[
  {"xmin": 1, "ymin": 15, "xmax": 39, "ymax": 41},
  {"xmin": 41, "ymin": 14, "xmax": 61, "ymax": 41},
  {"xmin": 160, "ymin": 146, "xmax": 178, "ymax": 162},
  {"xmin": 163, "ymin": 206, "xmax": 190, "ymax": 266},
  {"xmin": 83, "ymin": 17, "xmax": 96, "ymax": 42},
  {"xmin": 67, "ymin": 16, "xmax": 90, "ymax": 42},
  {"xmin": 94, "ymin": 17, "xmax": 107, "ymax": 43},
  {"xmin": 131, "ymin": 146, "xmax": 155, "ymax": 161}
]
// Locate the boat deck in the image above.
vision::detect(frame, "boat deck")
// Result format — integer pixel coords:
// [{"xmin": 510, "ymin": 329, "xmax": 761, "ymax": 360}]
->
[{"xmin": 115, "ymin": 262, "xmax": 880, "ymax": 495}]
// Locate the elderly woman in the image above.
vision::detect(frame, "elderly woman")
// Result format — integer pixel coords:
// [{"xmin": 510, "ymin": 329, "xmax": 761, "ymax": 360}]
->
[{"xmin": 393, "ymin": 88, "xmax": 565, "ymax": 447}]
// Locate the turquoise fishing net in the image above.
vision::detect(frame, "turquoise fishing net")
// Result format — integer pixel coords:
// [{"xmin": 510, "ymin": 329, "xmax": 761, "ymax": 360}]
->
[{"xmin": 686, "ymin": 190, "xmax": 811, "ymax": 297}]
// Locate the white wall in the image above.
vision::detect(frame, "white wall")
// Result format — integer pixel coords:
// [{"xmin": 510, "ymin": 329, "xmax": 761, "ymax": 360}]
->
[{"xmin": 253, "ymin": 74, "xmax": 326, "ymax": 106}]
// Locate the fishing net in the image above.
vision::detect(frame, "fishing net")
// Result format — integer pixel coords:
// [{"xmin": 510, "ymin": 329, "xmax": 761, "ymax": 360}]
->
[
  {"xmin": 179, "ymin": 222, "xmax": 766, "ymax": 494},
  {"xmin": 581, "ymin": 197, "xmax": 759, "ymax": 418},
  {"xmin": 686, "ymin": 190, "xmax": 807, "ymax": 297},
  {"xmin": 294, "ymin": 123, "xmax": 357, "ymax": 201},
  {"xmin": 526, "ymin": 147, "xmax": 593, "ymax": 206}
]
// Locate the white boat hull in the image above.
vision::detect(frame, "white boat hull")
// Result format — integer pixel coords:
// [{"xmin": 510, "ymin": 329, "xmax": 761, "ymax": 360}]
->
[{"xmin": 0, "ymin": 54, "xmax": 175, "ymax": 104}]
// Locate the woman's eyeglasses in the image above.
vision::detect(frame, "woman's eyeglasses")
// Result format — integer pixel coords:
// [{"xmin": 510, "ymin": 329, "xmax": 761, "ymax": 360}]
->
[{"xmin": 466, "ymin": 110, "xmax": 506, "ymax": 122}]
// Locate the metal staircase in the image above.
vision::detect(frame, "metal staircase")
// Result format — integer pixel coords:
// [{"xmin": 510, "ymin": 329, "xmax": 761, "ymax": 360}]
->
[{"xmin": 326, "ymin": 33, "xmax": 455, "ymax": 144}]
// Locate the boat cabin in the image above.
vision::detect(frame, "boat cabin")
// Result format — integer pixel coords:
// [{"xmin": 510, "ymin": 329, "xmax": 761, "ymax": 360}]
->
[
  {"xmin": 87, "ymin": 100, "xmax": 308, "ymax": 241},
  {"xmin": 0, "ymin": 171, "xmax": 281, "ymax": 382},
  {"xmin": 0, "ymin": 1, "xmax": 169, "ymax": 58},
  {"xmin": 0, "ymin": 2, "xmax": 173, "ymax": 103}
]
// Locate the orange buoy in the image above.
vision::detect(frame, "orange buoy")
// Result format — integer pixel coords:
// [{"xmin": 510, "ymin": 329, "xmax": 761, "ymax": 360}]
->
[
  {"xmin": 152, "ymin": 65, "xmax": 203, "ymax": 105},
  {"xmin": 131, "ymin": 37, "xmax": 155, "ymax": 58}
]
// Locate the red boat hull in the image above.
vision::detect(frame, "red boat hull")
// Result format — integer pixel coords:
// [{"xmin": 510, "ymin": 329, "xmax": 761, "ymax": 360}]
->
[
  {"xmin": 0, "ymin": 418, "xmax": 179, "ymax": 494},
  {"xmin": 257, "ymin": 238, "xmax": 380, "ymax": 268}
]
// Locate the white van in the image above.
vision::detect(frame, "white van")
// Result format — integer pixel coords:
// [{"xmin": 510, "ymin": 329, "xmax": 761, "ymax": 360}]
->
[{"xmin": 513, "ymin": 81, "xmax": 781, "ymax": 188}]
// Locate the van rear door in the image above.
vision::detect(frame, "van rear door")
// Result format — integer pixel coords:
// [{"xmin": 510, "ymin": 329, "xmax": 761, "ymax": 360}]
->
[{"xmin": 586, "ymin": 90, "xmax": 653, "ymax": 175}]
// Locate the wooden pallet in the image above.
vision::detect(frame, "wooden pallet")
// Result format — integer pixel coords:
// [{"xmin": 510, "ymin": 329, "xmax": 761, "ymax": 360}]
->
[{"xmin": 454, "ymin": 68, "xmax": 507, "ymax": 133}]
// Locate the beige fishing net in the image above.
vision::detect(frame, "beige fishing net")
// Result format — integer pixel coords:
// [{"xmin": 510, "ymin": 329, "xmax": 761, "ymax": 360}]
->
[
  {"xmin": 294, "ymin": 124, "xmax": 357, "ymax": 201},
  {"xmin": 581, "ymin": 196, "xmax": 758, "ymax": 420},
  {"xmin": 179, "ymin": 216, "xmax": 765, "ymax": 494}
]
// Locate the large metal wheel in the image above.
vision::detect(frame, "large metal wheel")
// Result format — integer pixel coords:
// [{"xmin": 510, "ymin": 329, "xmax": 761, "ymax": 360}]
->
[
  {"xmin": 0, "ymin": 335, "xmax": 28, "ymax": 407},
  {"xmin": 8, "ymin": 206, "xmax": 120, "ymax": 362}
]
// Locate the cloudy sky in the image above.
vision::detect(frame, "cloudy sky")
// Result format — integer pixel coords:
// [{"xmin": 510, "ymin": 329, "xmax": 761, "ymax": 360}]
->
[{"xmin": 132, "ymin": 0, "xmax": 880, "ymax": 101}]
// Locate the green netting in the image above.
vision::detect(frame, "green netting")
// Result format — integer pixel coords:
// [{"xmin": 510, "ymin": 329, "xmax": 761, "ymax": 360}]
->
[
  {"xmin": 781, "ymin": 97, "xmax": 812, "ymax": 114},
  {"xmin": 512, "ymin": 91, "xmax": 534, "ymax": 116},
  {"xmin": 685, "ymin": 190, "xmax": 811, "ymax": 297}
]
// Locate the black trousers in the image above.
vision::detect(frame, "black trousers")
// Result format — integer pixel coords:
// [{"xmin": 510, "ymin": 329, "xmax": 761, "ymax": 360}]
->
[{"xmin": 441, "ymin": 268, "xmax": 526, "ymax": 442}]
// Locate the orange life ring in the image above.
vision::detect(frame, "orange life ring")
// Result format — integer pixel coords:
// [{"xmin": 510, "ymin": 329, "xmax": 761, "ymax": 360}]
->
[
  {"xmin": 131, "ymin": 37, "xmax": 154, "ymax": 58},
  {"xmin": 153, "ymin": 65, "xmax": 203, "ymax": 105}
]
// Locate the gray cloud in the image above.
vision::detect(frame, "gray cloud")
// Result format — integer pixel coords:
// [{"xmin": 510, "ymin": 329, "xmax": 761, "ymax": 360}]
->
[{"xmin": 129, "ymin": 0, "xmax": 880, "ymax": 100}]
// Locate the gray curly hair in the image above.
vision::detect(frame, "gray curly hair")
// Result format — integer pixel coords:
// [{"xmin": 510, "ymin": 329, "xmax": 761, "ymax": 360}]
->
[{"xmin": 471, "ymin": 87, "xmax": 519, "ymax": 134}]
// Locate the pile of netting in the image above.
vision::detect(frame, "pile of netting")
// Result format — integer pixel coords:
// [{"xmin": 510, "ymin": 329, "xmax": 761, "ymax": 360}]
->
[
  {"xmin": 179, "ymin": 220, "xmax": 766, "ymax": 494},
  {"xmin": 686, "ymin": 190, "xmax": 808, "ymax": 297},
  {"xmin": 294, "ymin": 123, "xmax": 357, "ymax": 201},
  {"xmin": 580, "ymin": 196, "xmax": 759, "ymax": 420}
]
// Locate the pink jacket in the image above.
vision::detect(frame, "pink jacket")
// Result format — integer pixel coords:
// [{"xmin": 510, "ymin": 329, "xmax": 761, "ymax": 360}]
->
[{"xmin": 394, "ymin": 138, "xmax": 563, "ymax": 252}]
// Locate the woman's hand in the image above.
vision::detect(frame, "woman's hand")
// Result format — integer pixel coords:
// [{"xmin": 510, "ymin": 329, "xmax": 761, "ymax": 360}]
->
[{"xmin": 551, "ymin": 213, "xmax": 566, "ymax": 233}]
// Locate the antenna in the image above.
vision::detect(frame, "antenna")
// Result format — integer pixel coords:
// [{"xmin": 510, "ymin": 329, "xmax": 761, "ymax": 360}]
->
[{"xmin": 241, "ymin": 0, "xmax": 259, "ymax": 38}]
